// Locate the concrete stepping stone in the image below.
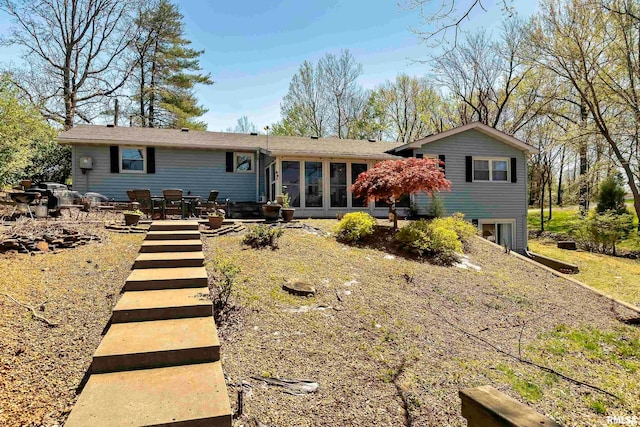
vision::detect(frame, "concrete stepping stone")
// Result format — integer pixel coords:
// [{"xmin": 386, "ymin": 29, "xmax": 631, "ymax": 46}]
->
[
  {"xmin": 146, "ymin": 230, "xmax": 201, "ymax": 241},
  {"xmin": 140, "ymin": 239, "xmax": 203, "ymax": 253},
  {"xmin": 133, "ymin": 251, "xmax": 205, "ymax": 269},
  {"xmin": 112, "ymin": 288, "xmax": 212, "ymax": 323},
  {"xmin": 92, "ymin": 317, "xmax": 220, "ymax": 373},
  {"xmin": 125, "ymin": 266, "xmax": 208, "ymax": 291},
  {"xmin": 65, "ymin": 362, "xmax": 231, "ymax": 427},
  {"xmin": 149, "ymin": 220, "xmax": 200, "ymax": 231}
]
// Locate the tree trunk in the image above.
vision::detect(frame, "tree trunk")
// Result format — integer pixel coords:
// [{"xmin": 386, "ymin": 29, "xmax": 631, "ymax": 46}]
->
[
  {"xmin": 548, "ymin": 172, "xmax": 553, "ymax": 221},
  {"xmin": 557, "ymin": 145, "xmax": 565, "ymax": 206},
  {"xmin": 579, "ymin": 103, "xmax": 589, "ymax": 215},
  {"xmin": 540, "ymin": 178, "xmax": 545, "ymax": 232}
]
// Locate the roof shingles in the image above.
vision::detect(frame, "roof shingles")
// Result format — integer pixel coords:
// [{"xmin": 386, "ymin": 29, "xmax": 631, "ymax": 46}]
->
[{"xmin": 58, "ymin": 125, "xmax": 403, "ymax": 160}]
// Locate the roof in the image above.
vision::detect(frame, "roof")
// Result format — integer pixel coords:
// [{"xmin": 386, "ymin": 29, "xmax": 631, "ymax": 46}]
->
[
  {"xmin": 391, "ymin": 121, "xmax": 539, "ymax": 155},
  {"xmin": 58, "ymin": 125, "xmax": 403, "ymax": 160}
]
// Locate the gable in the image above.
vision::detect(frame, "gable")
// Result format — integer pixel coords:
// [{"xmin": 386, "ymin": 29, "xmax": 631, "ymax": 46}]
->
[{"xmin": 391, "ymin": 122, "xmax": 538, "ymax": 155}]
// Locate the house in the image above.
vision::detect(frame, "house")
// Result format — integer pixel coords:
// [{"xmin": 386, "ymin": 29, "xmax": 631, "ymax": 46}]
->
[{"xmin": 58, "ymin": 121, "xmax": 537, "ymax": 251}]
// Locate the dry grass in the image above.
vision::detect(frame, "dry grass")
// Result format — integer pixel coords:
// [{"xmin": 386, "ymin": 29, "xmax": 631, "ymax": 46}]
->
[
  {"xmin": 0, "ymin": 220, "xmax": 143, "ymax": 426},
  {"xmin": 205, "ymin": 220, "xmax": 640, "ymax": 427},
  {"xmin": 529, "ymin": 239, "xmax": 640, "ymax": 307}
]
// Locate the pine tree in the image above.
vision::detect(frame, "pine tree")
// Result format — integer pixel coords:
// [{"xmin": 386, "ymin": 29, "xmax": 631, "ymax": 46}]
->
[{"xmin": 132, "ymin": 0, "xmax": 213, "ymax": 129}]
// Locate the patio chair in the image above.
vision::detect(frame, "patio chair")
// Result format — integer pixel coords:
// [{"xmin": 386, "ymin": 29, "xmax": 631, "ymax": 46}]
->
[
  {"xmin": 132, "ymin": 189, "xmax": 163, "ymax": 218},
  {"xmin": 162, "ymin": 189, "xmax": 186, "ymax": 218},
  {"xmin": 195, "ymin": 190, "xmax": 220, "ymax": 217}
]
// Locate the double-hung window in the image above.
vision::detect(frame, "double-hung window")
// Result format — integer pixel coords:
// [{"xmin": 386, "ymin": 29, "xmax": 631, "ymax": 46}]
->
[
  {"xmin": 473, "ymin": 158, "xmax": 509, "ymax": 182},
  {"xmin": 120, "ymin": 147, "xmax": 146, "ymax": 173},
  {"xmin": 234, "ymin": 153, "xmax": 254, "ymax": 173}
]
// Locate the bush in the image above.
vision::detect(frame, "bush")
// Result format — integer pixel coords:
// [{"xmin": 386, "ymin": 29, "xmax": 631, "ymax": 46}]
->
[
  {"xmin": 213, "ymin": 256, "xmax": 240, "ymax": 311},
  {"xmin": 573, "ymin": 211, "xmax": 634, "ymax": 255},
  {"xmin": 596, "ymin": 173, "xmax": 628, "ymax": 215},
  {"xmin": 428, "ymin": 194, "xmax": 446, "ymax": 218},
  {"xmin": 243, "ymin": 224, "xmax": 284, "ymax": 249},
  {"xmin": 396, "ymin": 219, "xmax": 462, "ymax": 264},
  {"xmin": 431, "ymin": 212, "xmax": 477, "ymax": 249},
  {"xmin": 334, "ymin": 212, "xmax": 376, "ymax": 242}
]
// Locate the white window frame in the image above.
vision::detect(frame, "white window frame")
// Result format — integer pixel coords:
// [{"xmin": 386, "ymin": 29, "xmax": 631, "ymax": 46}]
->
[
  {"xmin": 478, "ymin": 219, "xmax": 516, "ymax": 247},
  {"xmin": 120, "ymin": 146, "xmax": 147, "ymax": 174},
  {"xmin": 473, "ymin": 157, "xmax": 510, "ymax": 182},
  {"xmin": 234, "ymin": 152, "xmax": 254, "ymax": 173}
]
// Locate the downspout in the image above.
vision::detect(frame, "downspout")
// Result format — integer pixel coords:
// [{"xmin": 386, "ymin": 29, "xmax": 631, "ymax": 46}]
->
[{"xmin": 255, "ymin": 148, "xmax": 260, "ymax": 202}]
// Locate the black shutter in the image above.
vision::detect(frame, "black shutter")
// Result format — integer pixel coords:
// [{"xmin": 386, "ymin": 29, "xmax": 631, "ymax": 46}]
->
[
  {"xmin": 438, "ymin": 155, "xmax": 446, "ymax": 176},
  {"xmin": 415, "ymin": 153, "xmax": 424, "ymax": 159},
  {"xmin": 465, "ymin": 156, "xmax": 473, "ymax": 182},
  {"xmin": 511, "ymin": 157, "xmax": 517, "ymax": 183},
  {"xmin": 147, "ymin": 147, "xmax": 155, "ymax": 174},
  {"xmin": 110, "ymin": 146, "xmax": 119, "ymax": 173},
  {"xmin": 226, "ymin": 152, "xmax": 234, "ymax": 172}
]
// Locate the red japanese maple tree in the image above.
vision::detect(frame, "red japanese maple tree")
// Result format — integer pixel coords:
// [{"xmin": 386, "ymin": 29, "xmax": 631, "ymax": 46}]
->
[{"xmin": 350, "ymin": 157, "xmax": 450, "ymax": 229}]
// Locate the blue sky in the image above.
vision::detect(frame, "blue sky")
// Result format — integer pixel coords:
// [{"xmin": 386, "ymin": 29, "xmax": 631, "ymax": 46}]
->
[{"xmin": 0, "ymin": 0, "xmax": 539, "ymax": 131}]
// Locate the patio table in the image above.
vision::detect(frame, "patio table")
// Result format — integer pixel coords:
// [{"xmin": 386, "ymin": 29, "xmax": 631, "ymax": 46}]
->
[{"xmin": 183, "ymin": 195, "xmax": 201, "ymax": 218}]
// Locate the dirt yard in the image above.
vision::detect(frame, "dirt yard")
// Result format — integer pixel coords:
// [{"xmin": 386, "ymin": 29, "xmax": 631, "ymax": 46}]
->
[
  {"xmin": 1, "ymin": 218, "xmax": 638, "ymax": 426},
  {"xmin": 0, "ymin": 219, "xmax": 143, "ymax": 426},
  {"xmin": 204, "ymin": 220, "xmax": 640, "ymax": 427}
]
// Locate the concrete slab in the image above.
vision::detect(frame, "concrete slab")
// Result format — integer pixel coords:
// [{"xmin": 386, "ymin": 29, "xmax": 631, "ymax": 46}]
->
[
  {"xmin": 140, "ymin": 239, "xmax": 203, "ymax": 253},
  {"xmin": 65, "ymin": 362, "xmax": 232, "ymax": 427},
  {"xmin": 149, "ymin": 220, "xmax": 200, "ymax": 231},
  {"xmin": 134, "ymin": 251, "xmax": 205, "ymax": 269},
  {"xmin": 125, "ymin": 266, "xmax": 208, "ymax": 291},
  {"xmin": 112, "ymin": 288, "xmax": 212, "ymax": 323},
  {"xmin": 93, "ymin": 317, "xmax": 220, "ymax": 373},
  {"xmin": 146, "ymin": 230, "xmax": 201, "ymax": 241}
]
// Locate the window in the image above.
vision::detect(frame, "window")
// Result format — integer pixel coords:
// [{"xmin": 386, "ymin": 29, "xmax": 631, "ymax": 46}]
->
[
  {"xmin": 479, "ymin": 219, "xmax": 515, "ymax": 248},
  {"xmin": 474, "ymin": 158, "xmax": 509, "ymax": 182},
  {"xmin": 281, "ymin": 161, "xmax": 300, "ymax": 207},
  {"xmin": 330, "ymin": 163, "xmax": 347, "ymax": 207},
  {"xmin": 351, "ymin": 163, "xmax": 368, "ymax": 207},
  {"xmin": 234, "ymin": 153, "xmax": 254, "ymax": 172},
  {"xmin": 120, "ymin": 147, "xmax": 146, "ymax": 173},
  {"xmin": 305, "ymin": 161, "xmax": 323, "ymax": 207}
]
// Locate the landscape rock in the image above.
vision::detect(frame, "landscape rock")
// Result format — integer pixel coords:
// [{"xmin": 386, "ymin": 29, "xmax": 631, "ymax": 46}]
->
[{"xmin": 282, "ymin": 281, "xmax": 316, "ymax": 297}]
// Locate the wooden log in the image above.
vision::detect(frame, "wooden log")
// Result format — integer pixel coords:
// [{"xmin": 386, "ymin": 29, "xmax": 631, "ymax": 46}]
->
[
  {"xmin": 459, "ymin": 385, "xmax": 559, "ymax": 427},
  {"xmin": 557, "ymin": 241, "xmax": 577, "ymax": 250}
]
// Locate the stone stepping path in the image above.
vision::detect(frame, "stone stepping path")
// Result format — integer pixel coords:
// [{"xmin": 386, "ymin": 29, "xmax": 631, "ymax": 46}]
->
[{"xmin": 66, "ymin": 220, "xmax": 231, "ymax": 426}]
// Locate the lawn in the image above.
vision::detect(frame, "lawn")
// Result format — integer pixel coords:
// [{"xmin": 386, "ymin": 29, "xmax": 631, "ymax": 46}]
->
[
  {"xmin": 205, "ymin": 220, "xmax": 640, "ymax": 427},
  {"xmin": 528, "ymin": 239, "xmax": 640, "ymax": 307},
  {"xmin": 527, "ymin": 205, "xmax": 640, "ymax": 252}
]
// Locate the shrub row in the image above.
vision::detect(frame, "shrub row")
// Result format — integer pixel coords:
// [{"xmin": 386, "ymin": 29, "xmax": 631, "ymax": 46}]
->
[{"xmin": 334, "ymin": 211, "xmax": 477, "ymax": 265}]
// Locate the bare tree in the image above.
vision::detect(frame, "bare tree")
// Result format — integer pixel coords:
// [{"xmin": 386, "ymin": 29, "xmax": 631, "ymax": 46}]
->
[
  {"xmin": 319, "ymin": 50, "xmax": 366, "ymax": 139},
  {"xmin": 433, "ymin": 19, "xmax": 545, "ymax": 134},
  {"xmin": 1, "ymin": 0, "xmax": 138, "ymax": 129},
  {"xmin": 402, "ymin": 0, "xmax": 514, "ymax": 47},
  {"xmin": 530, "ymin": 0, "xmax": 640, "ymax": 230},
  {"xmin": 232, "ymin": 116, "xmax": 257, "ymax": 134},
  {"xmin": 280, "ymin": 60, "xmax": 328, "ymax": 137},
  {"xmin": 278, "ymin": 50, "xmax": 366, "ymax": 139},
  {"xmin": 373, "ymin": 74, "xmax": 446, "ymax": 143}
]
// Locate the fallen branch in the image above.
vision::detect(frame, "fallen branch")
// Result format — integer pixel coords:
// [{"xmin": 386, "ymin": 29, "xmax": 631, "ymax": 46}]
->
[
  {"xmin": 250, "ymin": 376, "xmax": 319, "ymax": 395},
  {"xmin": 0, "ymin": 292, "xmax": 58, "ymax": 327},
  {"xmin": 426, "ymin": 300, "xmax": 619, "ymax": 400}
]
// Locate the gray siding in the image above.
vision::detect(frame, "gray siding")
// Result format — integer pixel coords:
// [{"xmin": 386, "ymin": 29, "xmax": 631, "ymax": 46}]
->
[
  {"xmin": 413, "ymin": 129, "xmax": 528, "ymax": 251},
  {"xmin": 71, "ymin": 145, "xmax": 257, "ymax": 202}
]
